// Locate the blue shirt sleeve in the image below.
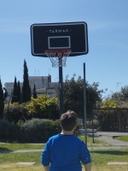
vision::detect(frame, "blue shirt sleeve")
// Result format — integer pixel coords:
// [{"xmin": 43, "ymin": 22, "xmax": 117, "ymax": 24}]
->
[
  {"xmin": 41, "ymin": 139, "xmax": 50, "ymax": 166},
  {"xmin": 79, "ymin": 141, "xmax": 92, "ymax": 164}
]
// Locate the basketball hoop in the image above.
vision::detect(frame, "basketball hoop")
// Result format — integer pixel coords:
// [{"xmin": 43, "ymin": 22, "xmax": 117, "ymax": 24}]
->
[{"xmin": 45, "ymin": 49, "xmax": 71, "ymax": 67}]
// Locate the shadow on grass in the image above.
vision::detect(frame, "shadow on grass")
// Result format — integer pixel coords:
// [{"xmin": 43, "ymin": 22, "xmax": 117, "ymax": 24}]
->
[
  {"xmin": 91, "ymin": 150, "xmax": 128, "ymax": 155},
  {"xmin": 0, "ymin": 147, "xmax": 13, "ymax": 153}
]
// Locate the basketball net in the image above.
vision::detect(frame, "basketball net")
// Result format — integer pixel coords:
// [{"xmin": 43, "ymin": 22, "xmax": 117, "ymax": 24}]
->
[{"xmin": 45, "ymin": 49, "xmax": 71, "ymax": 67}]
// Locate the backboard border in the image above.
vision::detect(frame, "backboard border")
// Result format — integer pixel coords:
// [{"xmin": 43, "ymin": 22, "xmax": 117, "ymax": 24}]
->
[{"xmin": 30, "ymin": 21, "xmax": 88, "ymax": 57}]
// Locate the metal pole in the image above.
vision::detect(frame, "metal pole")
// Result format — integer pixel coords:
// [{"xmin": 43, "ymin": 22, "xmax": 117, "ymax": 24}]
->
[
  {"xmin": 83, "ymin": 63, "xmax": 87, "ymax": 145},
  {"xmin": 59, "ymin": 58, "xmax": 64, "ymax": 115}
]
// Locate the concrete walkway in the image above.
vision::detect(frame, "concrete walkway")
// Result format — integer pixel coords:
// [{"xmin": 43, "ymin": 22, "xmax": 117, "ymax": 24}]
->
[
  {"xmin": 91, "ymin": 131, "xmax": 128, "ymax": 147},
  {"xmin": 95, "ymin": 135, "xmax": 128, "ymax": 147}
]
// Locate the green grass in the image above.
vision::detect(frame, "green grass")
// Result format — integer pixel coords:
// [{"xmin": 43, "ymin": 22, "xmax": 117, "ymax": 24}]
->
[
  {"xmin": 78, "ymin": 135, "xmax": 109, "ymax": 146},
  {"xmin": 0, "ymin": 136, "xmax": 128, "ymax": 171},
  {"xmin": 91, "ymin": 148, "xmax": 128, "ymax": 165},
  {"xmin": 0, "ymin": 135, "xmax": 112, "ymax": 154},
  {"xmin": 115, "ymin": 136, "xmax": 128, "ymax": 142},
  {"xmin": 0, "ymin": 149, "xmax": 128, "ymax": 171},
  {"xmin": 0, "ymin": 152, "xmax": 42, "ymax": 164},
  {"xmin": 0, "ymin": 165, "xmax": 128, "ymax": 171},
  {"xmin": 1, "ymin": 149, "xmax": 128, "ymax": 165},
  {"xmin": 0, "ymin": 136, "xmax": 108, "ymax": 152},
  {"xmin": 0, "ymin": 143, "xmax": 44, "ymax": 151}
]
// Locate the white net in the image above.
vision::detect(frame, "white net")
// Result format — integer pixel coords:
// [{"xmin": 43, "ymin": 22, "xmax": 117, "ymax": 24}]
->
[{"xmin": 45, "ymin": 49, "xmax": 71, "ymax": 67}]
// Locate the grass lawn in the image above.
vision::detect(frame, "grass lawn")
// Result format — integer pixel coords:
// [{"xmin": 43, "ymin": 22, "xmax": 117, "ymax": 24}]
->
[
  {"xmin": 0, "ymin": 149, "xmax": 128, "ymax": 171},
  {"xmin": 1, "ymin": 164, "xmax": 128, "ymax": 171},
  {"xmin": 0, "ymin": 143, "xmax": 45, "ymax": 151},
  {"xmin": 0, "ymin": 136, "xmax": 128, "ymax": 171},
  {"xmin": 0, "ymin": 136, "xmax": 108, "ymax": 152},
  {"xmin": 115, "ymin": 135, "xmax": 128, "ymax": 142}
]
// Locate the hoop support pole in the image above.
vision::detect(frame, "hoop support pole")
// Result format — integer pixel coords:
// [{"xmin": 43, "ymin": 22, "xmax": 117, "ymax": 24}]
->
[
  {"xmin": 59, "ymin": 58, "xmax": 64, "ymax": 115},
  {"xmin": 44, "ymin": 48, "xmax": 72, "ymax": 115}
]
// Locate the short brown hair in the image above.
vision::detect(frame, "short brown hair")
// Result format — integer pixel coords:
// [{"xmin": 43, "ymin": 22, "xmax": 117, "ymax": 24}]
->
[{"xmin": 60, "ymin": 110, "xmax": 77, "ymax": 131}]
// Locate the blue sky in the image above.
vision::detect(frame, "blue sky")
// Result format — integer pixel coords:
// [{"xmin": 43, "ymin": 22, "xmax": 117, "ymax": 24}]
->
[{"xmin": 0, "ymin": 0, "xmax": 128, "ymax": 98}]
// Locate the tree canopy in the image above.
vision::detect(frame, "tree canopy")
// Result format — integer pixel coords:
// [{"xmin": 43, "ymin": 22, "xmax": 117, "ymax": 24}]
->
[
  {"xmin": 11, "ymin": 77, "xmax": 18, "ymax": 103},
  {"xmin": 60, "ymin": 74, "xmax": 103, "ymax": 119},
  {"xmin": 0, "ymin": 80, "xmax": 4, "ymax": 119},
  {"xmin": 101, "ymin": 99, "xmax": 118, "ymax": 108},
  {"xmin": 33, "ymin": 84, "xmax": 37, "ymax": 98},
  {"xmin": 22, "ymin": 60, "xmax": 31, "ymax": 102},
  {"xmin": 25, "ymin": 95, "xmax": 59, "ymax": 119}
]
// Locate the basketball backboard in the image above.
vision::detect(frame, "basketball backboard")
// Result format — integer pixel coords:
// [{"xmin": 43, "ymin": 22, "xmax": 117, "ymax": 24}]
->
[{"xmin": 30, "ymin": 21, "xmax": 88, "ymax": 57}]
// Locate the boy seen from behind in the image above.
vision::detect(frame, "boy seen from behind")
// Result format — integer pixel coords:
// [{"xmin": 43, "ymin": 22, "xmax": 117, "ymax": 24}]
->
[{"xmin": 41, "ymin": 110, "xmax": 92, "ymax": 171}]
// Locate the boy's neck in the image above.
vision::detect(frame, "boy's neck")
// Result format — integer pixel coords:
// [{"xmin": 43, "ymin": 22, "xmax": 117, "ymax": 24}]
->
[{"xmin": 60, "ymin": 129, "xmax": 74, "ymax": 135}]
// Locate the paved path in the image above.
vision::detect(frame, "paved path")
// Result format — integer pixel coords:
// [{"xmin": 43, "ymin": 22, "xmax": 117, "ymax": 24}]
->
[
  {"xmin": 0, "ymin": 149, "xmax": 43, "ymax": 153},
  {"xmin": 96, "ymin": 131, "xmax": 128, "ymax": 137},
  {"xmin": 91, "ymin": 131, "xmax": 128, "ymax": 147},
  {"xmin": 95, "ymin": 135, "xmax": 128, "ymax": 147}
]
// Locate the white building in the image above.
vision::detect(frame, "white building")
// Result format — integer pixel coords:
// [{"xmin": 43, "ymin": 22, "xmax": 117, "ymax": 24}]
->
[{"xmin": 4, "ymin": 75, "xmax": 58, "ymax": 96}]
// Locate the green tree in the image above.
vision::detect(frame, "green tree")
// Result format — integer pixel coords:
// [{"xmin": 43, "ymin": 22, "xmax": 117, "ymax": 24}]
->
[
  {"xmin": 26, "ymin": 95, "xmax": 59, "ymax": 119},
  {"xmin": 120, "ymin": 86, "xmax": 128, "ymax": 100},
  {"xmin": 11, "ymin": 78, "xmax": 21, "ymax": 104},
  {"xmin": 17, "ymin": 81, "xmax": 21, "ymax": 103},
  {"xmin": 101, "ymin": 99, "xmax": 119, "ymax": 108},
  {"xmin": 11, "ymin": 77, "xmax": 18, "ymax": 103},
  {"xmin": 111, "ymin": 92, "xmax": 121, "ymax": 101},
  {"xmin": 86, "ymin": 82, "xmax": 102, "ymax": 113},
  {"xmin": 63, "ymin": 75, "xmax": 84, "ymax": 117},
  {"xmin": 110, "ymin": 86, "xmax": 128, "ymax": 107},
  {"xmin": 62, "ymin": 75, "xmax": 102, "ymax": 119},
  {"xmin": 111, "ymin": 86, "xmax": 128, "ymax": 101},
  {"xmin": 33, "ymin": 84, "xmax": 37, "ymax": 98},
  {"xmin": 0, "ymin": 80, "xmax": 4, "ymax": 119},
  {"xmin": 22, "ymin": 60, "xmax": 31, "ymax": 102}
]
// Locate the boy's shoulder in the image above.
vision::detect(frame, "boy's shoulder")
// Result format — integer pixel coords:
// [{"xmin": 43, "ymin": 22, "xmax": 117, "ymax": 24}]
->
[
  {"xmin": 49, "ymin": 134, "xmax": 83, "ymax": 143},
  {"xmin": 47, "ymin": 134, "xmax": 87, "ymax": 148},
  {"xmin": 48, "ymin": 134, "xmax": 60, "ymax": 140}
]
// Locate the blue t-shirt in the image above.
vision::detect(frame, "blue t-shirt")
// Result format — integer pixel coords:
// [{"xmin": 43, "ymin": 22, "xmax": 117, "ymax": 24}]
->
[{"xmin": 41, "ymin": 134, "xmax": 91, "ymax": 171}]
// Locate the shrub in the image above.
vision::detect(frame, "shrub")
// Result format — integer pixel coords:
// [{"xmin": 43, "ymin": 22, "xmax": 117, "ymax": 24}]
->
[
  {"xmin": 0, "ymin": 119, "xmax": 21, "ymax": 141},
  {"xmin": 21, "ymin": 118, "xmax": 61, "ymax": 143},
  {"xmin": 25, "ymin": 95, "xmax": 59, "ymax": 119},
  {"xmin": 0, "ymin": 119, "xmax": 8, "ymax": 138},
  {"xmin": 4, "ymin": 103, "xmax": 31, "ymax": 123}
]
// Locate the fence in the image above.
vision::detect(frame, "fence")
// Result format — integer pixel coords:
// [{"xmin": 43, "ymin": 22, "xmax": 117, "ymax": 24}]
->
[{"xmin": 93, "ymin": 108, "xmax": 128, "ymax": 132}]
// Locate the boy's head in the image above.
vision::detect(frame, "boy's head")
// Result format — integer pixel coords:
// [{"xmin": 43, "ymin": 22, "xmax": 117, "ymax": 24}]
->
[{"xmin": 60, "ymin": 110, "xmax": 77, "ymax": 131}]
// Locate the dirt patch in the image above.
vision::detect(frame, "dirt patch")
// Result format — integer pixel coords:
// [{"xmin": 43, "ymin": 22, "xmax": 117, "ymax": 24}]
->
[
  {"xmin": 16, "ymin": 162, "xmax": 35, "ymax": 165},
  {"xmin": 107, "ymin": 162, "xmax": 128, "ymax": 165}
]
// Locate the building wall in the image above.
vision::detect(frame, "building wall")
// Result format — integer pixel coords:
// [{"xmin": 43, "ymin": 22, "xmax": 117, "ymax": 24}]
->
[
  {"xmin": 29, "ymin": 76, "xmax": 49, "ymax": 89},
  {"xmin": 4, "ymin": 75, "xmax": 57, "ymax": 96}
]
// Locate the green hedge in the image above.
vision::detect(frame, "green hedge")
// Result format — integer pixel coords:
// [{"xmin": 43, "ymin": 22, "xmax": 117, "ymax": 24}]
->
[
  {"xmin": 0, "ymin": 119, "xmax": 61, "ymax": 143},
  {"xmin": 0, "ymin": 119, "xmax": 21, "ymax": 141},
  {"xmin": 4, "ymin": 104, "xmax": 31, "ymax": 124}
]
